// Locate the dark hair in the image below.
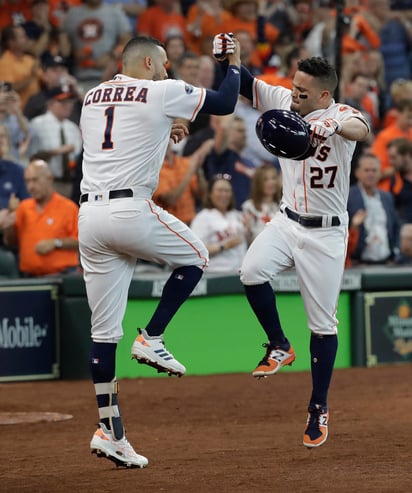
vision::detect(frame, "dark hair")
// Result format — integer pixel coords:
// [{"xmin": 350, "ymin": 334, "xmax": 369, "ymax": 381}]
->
[
  {"xmin": 350, "ymin": 72, "xmax": 369, "ymax": 84},
  {"xmin": 1, "ymin": 25, "xmax": 18, "ymax": 51},
  {"xmin": 122, "ymin": 36, "xmax": 164, "ymax": 64},
  {"xmin": 249, "ymin": 164, "xmax": 280, "ymax": 210},
  {"xmin": 203, "ymin": 176, "xmax": 236, "ymax": 210},
  {"xmin": 297, "ymin": 57, "xmax": 338, "ymax": 93},
  {"xmin": 176, "ymin": 51, "xmax": 199, "ymax": 69},
  {"xmin": 387, "ymin": 137, "xmax": 412, "ymax": 156}
]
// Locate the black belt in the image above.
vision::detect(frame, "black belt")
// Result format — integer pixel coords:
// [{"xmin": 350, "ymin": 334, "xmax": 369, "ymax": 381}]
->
[
  {"xmin": 283, "ymin": 207, "xmax": 340, "ymax": 228},
  {"xmin": 80, "ymin": 189, "xmax": 133, "ymax": 204}
]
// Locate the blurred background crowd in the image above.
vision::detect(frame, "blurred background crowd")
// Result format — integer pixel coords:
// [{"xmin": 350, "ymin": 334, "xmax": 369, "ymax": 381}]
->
[{"xmin": 0, "ymin": 0, "xmax": 412, "ymax": 278}]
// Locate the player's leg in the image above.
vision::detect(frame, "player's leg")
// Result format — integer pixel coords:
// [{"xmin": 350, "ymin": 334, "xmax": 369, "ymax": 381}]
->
[
  {"xmin": 293, "ymin": 226, "xmax": 346, "ymax": 447},
  {"xmin": 79, "ymin": 206, "xmax": 148, "ymax": 467},
  {"xmin": 240, "ymin": 214, "xmax": 296, "ymax": 377},
  {"xmin": 129, "ymin": 201, "xmax": 208, "ymax": 376}
]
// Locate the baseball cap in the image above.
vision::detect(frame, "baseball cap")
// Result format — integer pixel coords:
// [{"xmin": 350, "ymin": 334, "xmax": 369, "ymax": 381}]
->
[
  {"xmin": 47, "ymin": 86, "xmax": 76, "ymax": 101},
  {"xmin": 42, "ymin": 55, "xmax": 68, "ymax": 70}
]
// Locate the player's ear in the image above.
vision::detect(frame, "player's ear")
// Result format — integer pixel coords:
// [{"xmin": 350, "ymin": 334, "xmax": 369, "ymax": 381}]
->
[{"xmin": 143, "ymin": 56, "xmax": 152, "ymax": 70}]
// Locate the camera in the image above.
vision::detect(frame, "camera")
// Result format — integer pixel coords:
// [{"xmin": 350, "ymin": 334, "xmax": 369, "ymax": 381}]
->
[{"xmin": 0, "ymin": 81, "xmax": 13, "ymax": 92}]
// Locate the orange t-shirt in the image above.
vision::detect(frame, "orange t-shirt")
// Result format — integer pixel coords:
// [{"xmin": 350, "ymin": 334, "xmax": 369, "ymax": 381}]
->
[
  {"xmin": 0, "ymin": 0, "xmax": 32, "ymax": 30},
  {"xmin": 137, "ymin": 6, "xmax": 187, "ymax": 44},
  {"xmin": 371, "ymin": 123, "xmax": 412, "ymax": 190},
  {"xmin": 185, "ymin": 5, "xmax": 232, "ymax": 55},
  {"xmin": 256, "ymin": 72, "xmax": 292, "ymax": 90},
  {"xmin": 153, "ymin": 155, "xmax": 198, "ymax": 225},
  {"xmin": 0, "ymin": 50, "xmax": 40, "ymax": 109},
  {"xmin": 15, "ymin": 192, "xmax": 79, "ymax": 276}
]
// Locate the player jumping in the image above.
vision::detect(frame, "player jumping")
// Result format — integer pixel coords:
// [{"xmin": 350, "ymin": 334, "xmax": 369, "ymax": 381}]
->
[
  {"xmin": 79, "ymin": 35, "xmax": 241, "ymax": 468},
  {"xmin": 213, "ymin": 34, "xmax": 370, "ymax": 448}
]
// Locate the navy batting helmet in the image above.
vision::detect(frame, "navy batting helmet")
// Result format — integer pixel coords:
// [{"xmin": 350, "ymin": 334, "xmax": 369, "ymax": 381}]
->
[{"xmin": 255, "ymin": 109, "xmax": 313, "ymax": 160}]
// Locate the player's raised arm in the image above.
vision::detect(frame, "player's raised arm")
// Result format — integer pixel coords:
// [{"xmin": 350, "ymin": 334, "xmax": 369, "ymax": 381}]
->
[
  {"xmin": 199, "ymin": 35, "xmax": 241, "ymax": 115},
  {"xmin": 212, "ymin": 33, "xmax": 257, "ymax": 103}
]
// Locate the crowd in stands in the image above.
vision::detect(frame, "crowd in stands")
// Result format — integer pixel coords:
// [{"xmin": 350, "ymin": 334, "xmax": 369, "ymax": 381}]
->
[{"xmin": 0, "ymin": 0, "xmax": 412, "ymax": 277}]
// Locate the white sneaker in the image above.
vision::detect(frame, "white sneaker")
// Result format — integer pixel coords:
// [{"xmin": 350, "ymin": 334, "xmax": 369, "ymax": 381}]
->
[
  {"xmin": 90, "ymin": 423, "xmax": 148, "ymax": 468},
  {"xmin": 131, "ymin": 329, "xmax": 186, "ymax": 376}
]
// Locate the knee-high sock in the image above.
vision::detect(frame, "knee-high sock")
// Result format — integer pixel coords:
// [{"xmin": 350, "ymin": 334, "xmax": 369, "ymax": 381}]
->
[
  {"xmin": 309, "ymin": 334, "xmax": 338, "ymax": 409},
  {"xmin": 244, "ymin": 282, "xmax": 287, "ymax": 346},
  {"xmin": 90, "ymin": 341, "xmax": 124, "ymax": 440},
  {"xmin": 145, "ymin": 266, "xmax": 203, "ymax": 337}
]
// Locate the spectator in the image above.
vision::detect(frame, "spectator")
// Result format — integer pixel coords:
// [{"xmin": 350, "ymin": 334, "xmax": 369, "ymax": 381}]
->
[
  {"xmin": 360, "ymin": 49, "xmax": 386, "ymax": 130},
  {"xmin": 344, "ymin": 72, "xmax": 375, "ymax": 131},
  {"xmin": 191, "ymin": 175, "xmax": 248, "ymax": 273},
  {"xmin": 48, "ymin": 0, "xmax": 82, "ymax": 28},
  {"xmin": 185, "ymin": 0, "xmax": 232, "ymax": 56},
  {"xmin": 0, "ymin": 124, "xmax": 30, "ymax": 258},
  {"xmin": 198, "ymin": 54, "xmax": 217, "ymax": 89},
  {"xmin": 234, "ymin": 95, "xmax": 278, "ymax": 168},
  {"xmin": 371, "ymin": 98, "xmax": 412, "ymax": 190},
  {"xmin": 348, "ymin": 0, "xmax": 412, "ymax": 107},
  {"xmin": 257, "ymin": 44, "xmax": 309, "ymax": 90},
  {"xmin": 24, "ymin": 55, "xmax": 83, "ymax": 124},
  {"xmin": 0, "ymin": 25, "xmax": 41, "ymax": 109},
  {"xmin": 62, "ymin": 0, "xmax": 132, "ymax": 91},
  {"xmin": 382, "ymin": 78, "xmax": 412, "ymax": 129},
  {"xmin": 264, "ymin": 0, "xmax": 298, "ymax": 48},
  {"xmin": 103, "ymin": 0, "xmax": 147, "ymax": 34},
  {"xmin": 3, "ymin": 158, "xmax": 79, "ymax": 277},
  {"xmin": 204, "ymin": 114, "xmax": 255, "ymax": 209},
  {"xmin": 165, "ymin": 34, "xmax": 187, "ymax": 79},
  {"xmin": 137, "ymin": 0, "xmax": 186, "ymax": 44},
  {"xmin": 398, "ymin": 223, "xmax": 412, "ymax": 263},
  {"xmin": 347, "ymin": 153, "xmax": 400, "ymax": 265},
  {"xmin": 28, "ymin": 86, "xmax": 83, "ymax": 197},
  {"xmin": 241, "ymin": 163, "xmax": 280, "ymax": 243},
  {"xmin": 0, "ymin": 0, "xmax": 32, "ymax": 31},
  {"xmin": 387, "ymin": 138, "xmax": 412, "ymax": 224},
  {"xmin": 0, "ymin": 85, "xmax": 31, "ymax": 164},
  {"xmin": 303, "ymin": 0, "xmax": 336, "ymax": 61},
  {"xmin": 233, "ymin": 28, "xmax": 264, "ymax": 75},
  {"xmin": 153, "ymin": 138, "xmax": 214, "ymax": 225},
  {"xmin": 222, "ymin": 0, "xmax": 280, "ymax": 55}
]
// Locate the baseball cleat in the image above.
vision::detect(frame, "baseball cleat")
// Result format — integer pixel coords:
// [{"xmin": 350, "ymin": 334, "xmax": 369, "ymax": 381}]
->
[
  {"xmin": 90, "ymin": 423, "xmax": 148, "ymax": 468},
  {"xmin": 131, "ymin": 329, "xmax": 186, "ymax": 377},
  {"xmin": 252, "ymin": 342, "xmax": 296, "ymax": 378},
  {"xmin": 303, "ymin": 405, "xmax": 329, "ymax": 448}
]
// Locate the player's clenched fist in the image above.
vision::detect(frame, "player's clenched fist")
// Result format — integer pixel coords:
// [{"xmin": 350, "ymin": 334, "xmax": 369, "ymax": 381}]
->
[
  {"xmin": 310, "ymin": 118, "xmax": 342, "ymax": 146},
  {"xmin": 213, "ymin": 32, "xmax": 235, "ymax": 61}
]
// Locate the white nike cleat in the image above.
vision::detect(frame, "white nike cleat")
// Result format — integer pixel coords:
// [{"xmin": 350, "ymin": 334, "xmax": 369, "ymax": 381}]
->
[
  {"xmin": 131, "ymin": 329, "xmax": 186, "ymax": 377},
  {"xmin": 90, "ymin": 423, "xmax": 148, "ymax": 468}
]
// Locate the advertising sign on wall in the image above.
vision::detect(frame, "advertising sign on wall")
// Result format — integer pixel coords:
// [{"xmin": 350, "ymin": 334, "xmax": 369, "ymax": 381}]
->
[
  {"xmin": 364, "ymin": 291, "xmax": 412, "ymax": 367},
  {"xmin": 0, "ymin": 285, "xmax": 59, "ymax": 381}
]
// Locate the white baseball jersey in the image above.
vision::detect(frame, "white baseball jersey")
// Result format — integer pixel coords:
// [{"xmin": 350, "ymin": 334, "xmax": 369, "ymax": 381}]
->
[
  {"xmin": 78, "ymin": 74, "xmax": 209, "ymax": 343},
  {"xmin": 241, "ymin": 79, "xmax": 369, "ymax": 336},
  {"xmin": 252, "ymin": 80, "xmax": 368, "ymax": 217},
  {"xmin": 80, "ymin": 74, "xmax": 206, "ymax": 195},
  {"xmin": 191, "ymin": 208, "xmax": 247, "ymax": 273}
]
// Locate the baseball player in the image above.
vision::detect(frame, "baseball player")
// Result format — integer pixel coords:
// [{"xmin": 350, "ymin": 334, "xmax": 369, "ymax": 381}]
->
[
  {"xmin": 79, "ymin": 35, "xmax": 241, "ymax": 468},
  {"xmin": 213, "ymin": 34, "xmax": 370, "ymax": 448}
]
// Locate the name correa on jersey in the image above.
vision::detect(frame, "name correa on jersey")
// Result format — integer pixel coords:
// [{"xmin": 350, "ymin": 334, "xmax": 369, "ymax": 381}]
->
[{"xmin": 84, "ymin": 86, "xmax": 148, "ymax": 105}]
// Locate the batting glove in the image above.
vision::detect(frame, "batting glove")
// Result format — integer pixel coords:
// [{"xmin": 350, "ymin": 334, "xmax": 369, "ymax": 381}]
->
[
  {"xmin": 213, "ymin": 33, "xmax": 235, "ymax": 61},
  {"xmin": 310, "ymin": 118, "xmax": 342, "ymax": 146}
]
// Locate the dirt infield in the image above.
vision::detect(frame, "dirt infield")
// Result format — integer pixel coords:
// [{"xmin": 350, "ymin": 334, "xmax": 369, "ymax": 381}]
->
[{"xmin": 2, "ymin": 364, "xmax": 412, "ymax": 493}]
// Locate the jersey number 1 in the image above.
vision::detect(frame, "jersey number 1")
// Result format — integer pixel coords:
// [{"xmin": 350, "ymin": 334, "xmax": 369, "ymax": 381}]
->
[{"xmin": 102, "ymin": 106, "xmax": 114, "ymax": 150}]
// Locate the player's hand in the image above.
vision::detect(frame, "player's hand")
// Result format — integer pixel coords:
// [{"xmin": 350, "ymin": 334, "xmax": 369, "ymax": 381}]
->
[
  {"xmin": 213, "ymin": 32, "xmax": 235, "ymax": 61},
  {"xmin": 170, "ymin": 122, "xmax": 189, "ymax": 144},
  {"xmin": 310, "ymin": 118, "xmax": 342, "ymax": 147}
]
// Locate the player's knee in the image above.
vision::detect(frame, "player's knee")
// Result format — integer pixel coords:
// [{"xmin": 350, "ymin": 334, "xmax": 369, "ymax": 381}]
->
[{"xmin": 240, "ymin": 260, "xmax": 268, "ymax": 285}]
